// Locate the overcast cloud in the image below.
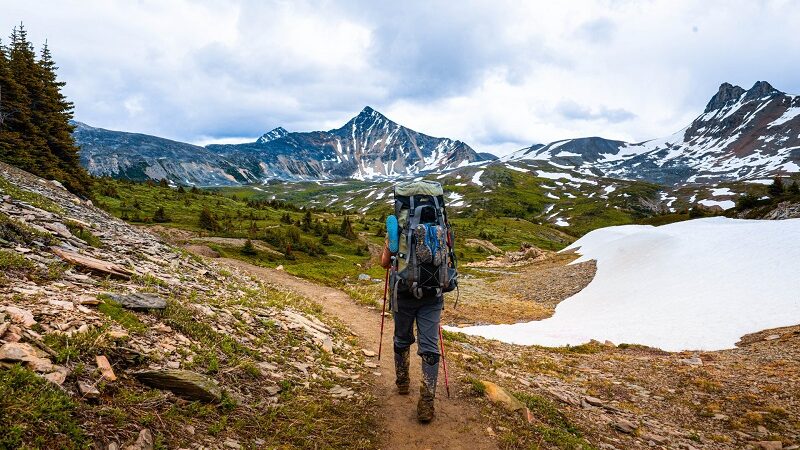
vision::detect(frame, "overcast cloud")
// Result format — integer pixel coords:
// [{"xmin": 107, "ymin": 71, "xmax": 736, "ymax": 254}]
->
[{"xmin": 2, "ymin": 0, "xmax": 799, "ymax": 155}]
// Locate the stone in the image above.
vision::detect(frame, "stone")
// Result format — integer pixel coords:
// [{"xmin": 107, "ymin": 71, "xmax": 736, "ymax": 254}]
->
[
  {"xmin": 96, "ymin": 355, "xmax": 117, "ymax": 381},
  {"xmin": 765, "ymin": 334, "xmax": 781, "ymax": 341},
  {"xmin": 583, "ymin": 396, "xmax": 606, "ymax": 408},
  {"xmin": 223, "ymin": 439, "xmax": 241, "ymax": 449},
  {"xmin": 362, "ymin": 349, "xmax": 377, "ymax": 357},
  {"xmin": 755, "ymin": 442, "xmax": 783, "ymax": 450},
  {"xmin": 124, "ymin": 429, "xmax": 154, "ymax": 450},
  {"xmin": 0, "ymin": 342, "xmax": 40, "ymax": 362},
  {"xmin": 357, "ymin": 273, "xmax": 370, "ymax": 281},
  {"xmin": 24, "ymin": 356, "xmax": 54, "ymax": 373},
  {"xmin": 679, "ymin": 356, "xmax": 703, "ymax": 366},
  {"xmin": 611, "ymin": 418, "xmax": 637, "ymax": 434},
  {"xmin": 276, "ymin": 265, "xmax": 284, "ymax": 271},
  {"xmin": 78, "ymin": 381, "xmax": 101, "ymax": 399},
  {"xmin": 329, "ymin": 385, "xmax": 355, "ymax": 398},
  {"xmin": 43, "ymin": 369, "xmax": 67, "ymax": 386},
  {"xmin": 106, "ymin": 292, "xmax": 167, "ymax": 310},
  {"xmin": 321, "ymin": 337, "xmax": 333, "ymax": 353},
  {"xmin": 134, "ymin": 369, "xmax": 222, "ymax": 402},
  {"xmin": 48, "ymin": 299, "xmax": 75, "ymax": 311},
  {"xmin": 641, "ymin": 432, "xmax": 668, "ymax": 445},
  {"xmin": 2, "ymin": 306, "xmax": 36, "ymax": 327},
  {"xmin": 266, "ymin": 385, "xmax": 282, "ymax": 396},
  {"xmin": 481, "ymin": 380, "xmax": 526, "ymax": 412}
]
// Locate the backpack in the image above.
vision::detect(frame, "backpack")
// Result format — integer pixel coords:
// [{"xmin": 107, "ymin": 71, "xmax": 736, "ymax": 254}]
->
[{"xmin": 390, "ymin": 180, "xmax": 458, "ymax": 300}]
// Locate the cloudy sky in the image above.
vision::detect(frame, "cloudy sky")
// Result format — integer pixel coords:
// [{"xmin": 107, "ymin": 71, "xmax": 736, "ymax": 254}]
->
[{"xmin": 3, "ymin": 0, "xmax": 800, "ymax": 155}]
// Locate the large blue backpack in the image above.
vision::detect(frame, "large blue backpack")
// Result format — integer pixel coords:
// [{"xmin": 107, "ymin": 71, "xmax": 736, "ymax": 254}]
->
[{"xmin": 390, "ymin": 180, "xmax": 458, "ymax": 300}]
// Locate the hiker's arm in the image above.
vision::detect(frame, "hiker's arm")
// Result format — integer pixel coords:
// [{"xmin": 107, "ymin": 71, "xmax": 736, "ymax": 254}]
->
[{"xmin": 380, "ymin": 240, "xmax": 393, "ymax": 269}]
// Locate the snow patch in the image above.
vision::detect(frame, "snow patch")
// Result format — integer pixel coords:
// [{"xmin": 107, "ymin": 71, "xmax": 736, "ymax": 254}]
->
[{"xmin": 448, "ymin": 218, "xmax": 800, "ymax": 351}]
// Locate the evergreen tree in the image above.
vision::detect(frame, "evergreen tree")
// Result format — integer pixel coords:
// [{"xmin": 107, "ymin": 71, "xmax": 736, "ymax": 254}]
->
[
  {"xmin": 0, "ymin": 25, "xmax": 91, "ymax": 196},
  {"xmin": 339, "ymin": 216, "xmax": 356, "ymax": 240},
  {"xmin": 198, "ymin": 207, "xmax": 218, "ymax": 231},
  {"xmin": 241, "ymin": 239, "xmax": 257, "ymax": 256},
  {"xmin": 767, "ymin": 176, "xmax": 785, "ymax": 197},
  {"xmin": 789, "ymin": 181, "xmax": 800, "ymax": 195},
  {"xmin": 159, "ymin": 178, "xmax": 168, "ymax": 188},
  {"xmin": 153, "ymin": 206, "xmax": 169, "ymax": 223}
]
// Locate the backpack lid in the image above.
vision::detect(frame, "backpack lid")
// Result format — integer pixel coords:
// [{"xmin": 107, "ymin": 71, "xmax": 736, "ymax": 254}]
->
[{"xmin": 394, "ymin": 180, "xmax": 444, "ymax": 197}]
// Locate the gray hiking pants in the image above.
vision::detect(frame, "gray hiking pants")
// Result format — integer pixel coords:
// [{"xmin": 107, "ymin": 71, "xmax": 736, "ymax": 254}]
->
[{"xmin": 393, "ymin": 292, "xmax": 444, "ymax": 356}]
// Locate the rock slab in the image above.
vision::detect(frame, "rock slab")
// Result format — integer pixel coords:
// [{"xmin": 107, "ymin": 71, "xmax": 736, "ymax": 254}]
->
[
  {"xmin": 134, "ymin": 369, "xmax": 222, "ymax": 402},
  {"xmin": 106, "ymin": 293, "xmax": 167, "ymax": 311}
]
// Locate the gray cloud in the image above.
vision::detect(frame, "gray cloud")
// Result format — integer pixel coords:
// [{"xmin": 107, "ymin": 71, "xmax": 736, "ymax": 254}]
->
[
  {"xmin": 556, "ymin": 101, "xmax": 637, "ymax": 123},
  {"xmin": 2, "ymin": 0, "xmax": 800, "ymax": 156}
]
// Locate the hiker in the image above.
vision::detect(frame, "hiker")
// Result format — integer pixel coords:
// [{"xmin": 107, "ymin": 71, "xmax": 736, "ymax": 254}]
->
[{"xmin": 380, "ymin": 180, "xmax": 458, "ymax": 423}]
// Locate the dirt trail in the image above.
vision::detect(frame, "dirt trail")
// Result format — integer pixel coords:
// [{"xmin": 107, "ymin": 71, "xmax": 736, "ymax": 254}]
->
[{"xmin": 219, "ymin": 258, "xmax": 498, "ymax": 450}]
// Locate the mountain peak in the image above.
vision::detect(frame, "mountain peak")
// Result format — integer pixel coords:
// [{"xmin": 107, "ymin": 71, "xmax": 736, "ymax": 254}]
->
[
  {"xmin": 256, "ymin": 127, "xmax": 289, "ymax": 144},
  {"xmin": 743, "ymin": 80, "xmax": 781, "ymax": 102},
  {"xmin": 704, "ymin": 82, "xmax": 746, "ymax": 113}
]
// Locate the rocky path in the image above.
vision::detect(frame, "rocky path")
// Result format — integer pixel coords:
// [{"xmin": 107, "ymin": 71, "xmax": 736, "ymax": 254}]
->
[{"xmin": 217, "ymin": 258, "xmax": 498, "ymax": 450}]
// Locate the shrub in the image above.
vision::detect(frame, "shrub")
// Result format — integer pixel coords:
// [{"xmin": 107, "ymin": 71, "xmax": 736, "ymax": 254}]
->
[
  {"xmin": 241, "ymin": 239, "xmax": 257, "ymax": 256},
  {"xmin": 198, "ymin": 207, "xmax": 219, "ymax": 231},
  {"xmin": 153, "ymin": 206, "xmax": 169, "ymax": 223}
]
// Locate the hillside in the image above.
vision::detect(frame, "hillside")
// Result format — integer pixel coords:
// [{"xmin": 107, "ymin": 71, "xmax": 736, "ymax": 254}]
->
[{"xmin": 0, "ymin": 161, "xmax": 378, "ymax": 448}]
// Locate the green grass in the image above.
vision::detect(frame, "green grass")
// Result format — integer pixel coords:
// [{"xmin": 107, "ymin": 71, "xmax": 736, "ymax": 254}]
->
[
  {"xmin": 0, "ymin": 248, "xmax": 34, "ymax": 271},
  {"xmin": 0, "ymin": 364, "xmax": 88, "ymax": 448},
  {"xmin": 97, "ymin": 297, "xmax": 147, "ymax": 333},
  {"xmin": 65, "ymin": 220, "xmax": 103, "ymax": 247},
  {"xmin": 43, "ymin": 327, "xmax": 110, "ymax": 364},
  {"xmin": 0, "ymin": 175, "xmax": 65, "ymax": 214},
  {"xmin": 514, "ymin": 391, "xmax": 597, "ymax": 449},
  {"xmin": 0, "ymin": 211, "xmax": 57, "ymax": 247}
]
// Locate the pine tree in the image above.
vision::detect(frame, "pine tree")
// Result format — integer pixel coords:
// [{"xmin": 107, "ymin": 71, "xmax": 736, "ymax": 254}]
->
[
  {"xmin": 0, "ymin": 25, "xmax": 91, "ymax": 197},
  {"xmin": 198, "ymin": 207, "xmax": 218, "ymax": 231},
  {"xmin": 241, "ymin": 239, "xmax": 257, "ymax": 256},
  {"xmin": 35, "ymin": 40, "xmax": 92, "ymax": 196},
  {"xmin": 789, "ymin": 181, "xmax": 800, "ymax": 195},
  {"xmin": 767, "ymin": 176, "xmax": 785, "ymax": 197},
  {"xmin": 153, "ymin": 206, "xmax": 168, "ymax": 223}
]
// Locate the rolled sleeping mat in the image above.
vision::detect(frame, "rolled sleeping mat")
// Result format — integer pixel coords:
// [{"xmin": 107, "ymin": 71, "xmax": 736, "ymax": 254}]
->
[{"xmin": 386, "ymin": 214, "xmax": 399, "ymax": 253}]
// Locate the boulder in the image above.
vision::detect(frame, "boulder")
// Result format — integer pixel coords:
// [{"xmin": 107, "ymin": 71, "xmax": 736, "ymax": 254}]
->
[
  {"xmin": 105, "ymin": 293, "xmax": 167, "ymax": 311},
  {"xmin": 124, "ymin": 429, "xmax": 154, "ymax": 450},
  {"xmin": 134, "ymin": 369, "xmax": 222, "ymax": 402},
  {"xmin": 755, "ymin": 442, "xmax": 783, "ymax": 450},
  {"xmin": 96, "ymin": 355, "xmax": 117, "ymax": 381},
  {"xmin": 2, "ymin": 306, "xmax": 36, "ymax": 327},
  {"xmin": 481, "ymin": 380, "xmax": 526, "ymax": 412},
  {"xmin": 0, "ymin": 342, "xmax": 39, "ymax": 361},
  {"xmin": 78, "ymin": 381, "xmax": 101, "ymax": 399}
]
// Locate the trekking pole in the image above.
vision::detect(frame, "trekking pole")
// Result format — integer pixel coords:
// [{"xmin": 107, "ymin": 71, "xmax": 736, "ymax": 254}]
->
[
  {"xmin": 438, "ymin": 325, "xmax": 451, "ymax": 398},
  {"xmin": 377, "ymin": 268, "xmax": 389, "ymax": 360}
]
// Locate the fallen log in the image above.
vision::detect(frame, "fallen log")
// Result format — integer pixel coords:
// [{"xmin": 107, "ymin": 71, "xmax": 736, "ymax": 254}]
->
[{"xmin": 51, "ymin": 246, "xmax": 133, "ymax": 279}]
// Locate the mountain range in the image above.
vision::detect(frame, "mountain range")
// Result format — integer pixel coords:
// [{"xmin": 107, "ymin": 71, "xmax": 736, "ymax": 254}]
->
[
  {"xmin": 506, "ymin": 81, "xmax": 800, "ymax": 185},
  {"xmin": 74, "ymin": 81, "xmax": 800, "ymax": 186},
  {"xmin": 76, "ymin": 107, "xmax": 487, "ymax": 186}
]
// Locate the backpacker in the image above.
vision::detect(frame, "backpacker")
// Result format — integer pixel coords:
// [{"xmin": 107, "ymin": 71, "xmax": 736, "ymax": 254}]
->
[{"xmin": 390, "ymin": 180, "xmax": 457, "ymax": 300}]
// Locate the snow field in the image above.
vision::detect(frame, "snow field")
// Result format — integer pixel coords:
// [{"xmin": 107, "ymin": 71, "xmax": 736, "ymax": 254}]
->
[{"xmin": 448, "ymin": 217, "xmax": 800, "ymax": 351}]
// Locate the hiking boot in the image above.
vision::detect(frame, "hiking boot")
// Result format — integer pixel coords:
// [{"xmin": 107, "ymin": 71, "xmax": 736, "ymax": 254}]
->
[
  {"xmin": 417, "ymin": 385, "xmax": 435, "ymax": 423},
  {"xmin": 417, "ymin": 352, "xmax": 439, "ymax": 423},
  {"xmin": 394, "ymin": 347, "xmax": 410, "ymax": 395},
  {"xmin": 414, "ymin": 224, "xmax": 432, "ymax": 263}
]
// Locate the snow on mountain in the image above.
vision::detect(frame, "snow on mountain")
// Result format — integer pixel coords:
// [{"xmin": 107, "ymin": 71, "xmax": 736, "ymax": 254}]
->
[
  {"xmin": 256, "ymin": 127, "xmax": 289, "ymax": 144},
  {"xmin": 508, "ymin": 81, "xmax": 800, "ymax": 185},
  {"xmin": 75, "ymin": 107, "xmax": 487, "ymax": 184},
  {"xmin": 449, "ymin": 217, "xmax": 800, "ymax": 351},
  {"xmin": 73, "ymin": 121, "xmax": 256, "ymax": 186}
]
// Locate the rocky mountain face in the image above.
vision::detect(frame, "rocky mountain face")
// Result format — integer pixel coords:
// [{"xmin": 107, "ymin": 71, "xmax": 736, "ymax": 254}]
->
[
  {"xmin": 74, "ymin": 121, "xmax": 258, "ymax": 186},
  {"xmin": 206, "ymin": 106, "xmax": 485, "ymax": 181},
  {"xmin": 75, "ymin": 107, "xmax": 486, "ymax": 185},
  {"xmin": 509, "ymin": 81, "xmax": 800, "ymax": 185}
]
